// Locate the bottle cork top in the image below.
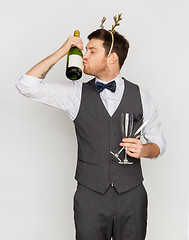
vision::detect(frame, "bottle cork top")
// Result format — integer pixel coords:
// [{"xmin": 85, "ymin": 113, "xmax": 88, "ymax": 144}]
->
[{"xmin": 74, "ymin": 30, "xmax": 80, "ymax": 37}]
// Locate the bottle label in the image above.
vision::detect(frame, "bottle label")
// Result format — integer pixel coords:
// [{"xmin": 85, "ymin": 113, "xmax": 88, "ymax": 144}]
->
[{"xmin": 68, "ymin": 54, "xmax": 83, "ymax": 69}]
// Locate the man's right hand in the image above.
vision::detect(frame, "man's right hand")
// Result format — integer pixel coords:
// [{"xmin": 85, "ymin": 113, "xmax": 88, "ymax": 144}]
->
[{"xmin": 59, "ymin": 35, "xmax": 84, "ymax": 55}]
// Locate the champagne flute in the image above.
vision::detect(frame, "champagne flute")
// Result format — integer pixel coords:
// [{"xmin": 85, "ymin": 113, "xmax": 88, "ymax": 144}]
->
[{"xmin": 119, "ymin": 113, "xmax": 134, "ymax": 164}]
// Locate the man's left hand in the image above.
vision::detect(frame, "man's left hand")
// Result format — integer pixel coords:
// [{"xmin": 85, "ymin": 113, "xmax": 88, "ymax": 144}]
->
[{"xmin": 120, "ymin": 138, "xmax": 144, "ymax": 159}]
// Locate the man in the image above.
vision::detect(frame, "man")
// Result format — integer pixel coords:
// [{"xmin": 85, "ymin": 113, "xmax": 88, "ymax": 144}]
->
[{"xmin": 16, "ymin": 27, "xmax": 166, "ymax": 239}]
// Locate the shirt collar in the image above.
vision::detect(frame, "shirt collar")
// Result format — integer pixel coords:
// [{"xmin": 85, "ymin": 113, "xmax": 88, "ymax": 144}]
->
[{"xmin": 95, "ymin": 74, "xmax": 122, "ymax": 85}]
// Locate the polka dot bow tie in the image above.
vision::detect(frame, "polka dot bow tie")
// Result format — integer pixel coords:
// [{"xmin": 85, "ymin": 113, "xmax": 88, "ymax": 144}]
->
[{"xmin": 95, "ymin": 80, "xmax": 116, "ymax": 94}]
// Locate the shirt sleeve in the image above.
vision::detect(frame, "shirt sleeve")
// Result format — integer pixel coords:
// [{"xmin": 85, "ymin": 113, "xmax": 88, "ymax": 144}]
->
[
  {"xmin": 15, "ymin": 74, "xmax": 82, "ymax": 120},
  {"xmin": 139, "ymin": 87, "xmax": 166, "ymax": 159}
]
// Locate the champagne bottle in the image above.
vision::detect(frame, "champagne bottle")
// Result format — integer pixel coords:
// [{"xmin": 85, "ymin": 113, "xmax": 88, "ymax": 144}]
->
[{"xmin": 66, "ymin": 30, "xmax": 83, "ymax": 80}]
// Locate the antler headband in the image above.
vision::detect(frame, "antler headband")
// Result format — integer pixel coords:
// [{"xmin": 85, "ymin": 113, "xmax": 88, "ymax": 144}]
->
[{"xmin": 100, "ymin": 13, "xmax": 122, "ymax": 57}]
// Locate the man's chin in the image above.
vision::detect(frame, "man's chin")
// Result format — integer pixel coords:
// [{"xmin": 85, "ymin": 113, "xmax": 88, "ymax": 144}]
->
[
  {"xmin": 83, "ymin": 68, "xmax": 91, "ymax": 75},
  {"xmin": 83, "ymin": 67, "xmax": 96, "ymax": 77}
]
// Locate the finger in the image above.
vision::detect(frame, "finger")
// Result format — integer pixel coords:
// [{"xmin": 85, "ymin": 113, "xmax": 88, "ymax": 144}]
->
[
  {"xmin": 122, "ymin": 138, "xmax": 140, "ymax": 143},
  {"xmin": 124, "ymin": 143, "xmax": 139, "ymax": 149},
  {"xmin": 127, "ymin": 147, "xmax": 140, "ymax": 153},
  {"xmin": 127, "ymin": 151, "xmax": 140, "ymax": 159},
  {"xmin": 120, "ymin": 142, "xmax": 126, "ymax": 148},
  {"xmin": 120, "ymin": 142, "xmax": 141, "ymax": 150}
]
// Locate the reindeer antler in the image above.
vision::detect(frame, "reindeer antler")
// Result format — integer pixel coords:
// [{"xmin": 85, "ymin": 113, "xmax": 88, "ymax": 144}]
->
[
  {"xmin": 110, "ymin": 13, "xmax": 122, "ymax": 33},
  {"xmin": 100, "ymin": 16, "xmax": 106, "ymax": 29}
]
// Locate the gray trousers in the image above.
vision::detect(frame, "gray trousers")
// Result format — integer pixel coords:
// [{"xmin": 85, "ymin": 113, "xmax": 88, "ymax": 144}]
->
[{"xmin": 73, "ymin": 183, "xmax": 148, "ymax": 240}]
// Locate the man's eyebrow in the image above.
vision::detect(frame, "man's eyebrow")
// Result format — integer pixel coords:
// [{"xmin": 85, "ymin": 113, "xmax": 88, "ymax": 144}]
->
[{"xmin": 85, "ymin": 47, "xmax": 97, "ymax": 50}]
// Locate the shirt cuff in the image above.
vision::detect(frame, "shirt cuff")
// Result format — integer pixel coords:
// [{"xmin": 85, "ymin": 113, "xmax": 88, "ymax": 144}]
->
[
  {"xmin": 19, "ymin": 74, "xmax": 42, "ymax": 88},
  {"xmin": 146, "ymin": 138, "xmax": 166, "ymax": 159}
]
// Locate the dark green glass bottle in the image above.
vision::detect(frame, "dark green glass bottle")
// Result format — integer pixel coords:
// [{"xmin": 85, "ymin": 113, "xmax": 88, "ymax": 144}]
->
[{"xmin": 66, "ymin": 30, "xmax": 83, "ymax": 80}]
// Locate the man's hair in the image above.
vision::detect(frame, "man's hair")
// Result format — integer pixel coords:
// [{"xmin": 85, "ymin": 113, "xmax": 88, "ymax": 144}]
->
[{"xmin": 88, "ymin": 29, "xmax": 130, "ymax": 69}]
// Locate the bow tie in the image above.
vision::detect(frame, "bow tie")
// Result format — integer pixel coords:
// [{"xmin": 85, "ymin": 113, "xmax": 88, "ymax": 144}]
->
[{"xmin": 95, "ymin": 80, "xmax": 116, "ymax": 94}]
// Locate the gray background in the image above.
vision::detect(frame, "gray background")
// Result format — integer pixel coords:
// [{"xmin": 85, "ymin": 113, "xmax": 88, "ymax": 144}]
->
[{"xmin": 0, "ymin": 0, "xmax": 189, "ymax": 239}]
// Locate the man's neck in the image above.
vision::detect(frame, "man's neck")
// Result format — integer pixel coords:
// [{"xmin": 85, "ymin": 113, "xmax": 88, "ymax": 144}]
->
[{"xmin": 96, "ymin": 70, "xmax": 120, "ymax": 83}]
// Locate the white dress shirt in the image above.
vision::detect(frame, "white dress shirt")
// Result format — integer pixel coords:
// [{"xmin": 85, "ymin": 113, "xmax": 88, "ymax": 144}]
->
[{"xmin": 15, "ymin": 74, "xmax": 166, "ymax": 157}]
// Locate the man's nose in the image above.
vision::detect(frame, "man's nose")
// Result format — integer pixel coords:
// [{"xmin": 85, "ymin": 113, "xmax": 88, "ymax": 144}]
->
[{"xmin": 83, "ymin": 51, "xmax": 88, "ymax": 59}]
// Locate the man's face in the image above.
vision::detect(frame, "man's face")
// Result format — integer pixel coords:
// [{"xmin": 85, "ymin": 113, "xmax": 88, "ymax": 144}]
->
[{"xmin": 83, "ymin": 38, "xmax": 108, "ymax": 77}]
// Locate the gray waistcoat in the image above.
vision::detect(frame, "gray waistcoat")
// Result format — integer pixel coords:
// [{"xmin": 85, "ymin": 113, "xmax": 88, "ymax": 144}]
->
[{"xmin": 73, "ymin": 78, "xmax": 143, "ymax": 194}]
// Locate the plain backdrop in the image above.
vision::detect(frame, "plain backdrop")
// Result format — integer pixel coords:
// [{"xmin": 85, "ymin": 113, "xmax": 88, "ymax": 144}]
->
[{"xmin": 0, "ymin": 0, "xmax": 189, "ymax": 239}]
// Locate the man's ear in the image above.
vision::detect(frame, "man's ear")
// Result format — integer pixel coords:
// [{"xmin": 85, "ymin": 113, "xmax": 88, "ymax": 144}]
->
[{"xmin": 108, "ymin": 52, "xmax": 119, "ymax": 65}]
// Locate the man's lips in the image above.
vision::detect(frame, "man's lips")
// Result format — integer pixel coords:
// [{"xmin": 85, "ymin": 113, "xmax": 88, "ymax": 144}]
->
[{"xmin": 83, "ymin": 61, "xmax": 87, "ymax": 66}]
